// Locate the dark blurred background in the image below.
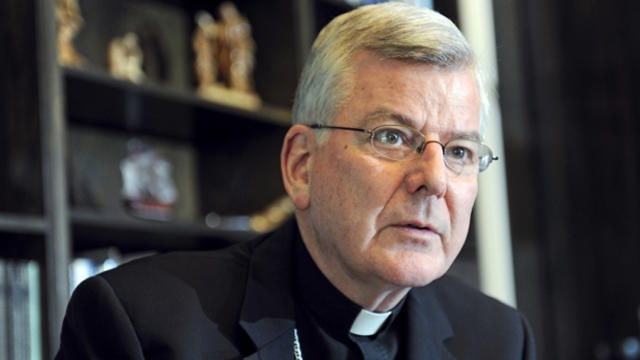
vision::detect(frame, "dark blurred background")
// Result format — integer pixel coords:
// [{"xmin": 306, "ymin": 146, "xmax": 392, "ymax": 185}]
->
[{"xmin": 493, "ymin": 1, "xmax": 640, "ymax": 359}]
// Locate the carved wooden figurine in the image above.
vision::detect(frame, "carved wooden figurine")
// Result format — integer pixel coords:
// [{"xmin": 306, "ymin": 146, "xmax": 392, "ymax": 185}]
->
[
  {"xmin": 108, "ymin": 33, "xmax": 145, "ymax": 83},
  {"xmin": 217, "ymin": 2, "xmax": 256, "ymax": 93},
  {"xmin": 55, "ymin": 0, "xmax": 85, "ymax": 66},
  {"xmin": 193, "ymin": 11, "xmax": 220, "ymax": 90}
]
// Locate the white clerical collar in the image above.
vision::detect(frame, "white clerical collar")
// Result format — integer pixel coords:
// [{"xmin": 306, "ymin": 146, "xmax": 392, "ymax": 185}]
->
[{"xmin": 349, "ymin": 309, "xmax": 392, "ymax": 336}]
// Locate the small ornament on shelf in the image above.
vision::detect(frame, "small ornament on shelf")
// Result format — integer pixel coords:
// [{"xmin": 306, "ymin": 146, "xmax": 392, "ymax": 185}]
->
[
  {"xmin": 192, "ymin": 2, "xmax": 261, "ymax": 110},
  {"xmin": 204, "ymin": 196, "xmax": 295, "ymax": 233},
  {"xmin": 218, "ymin": 2, "xmax": 256, "ymax": 94},
  {"xmin": 55, "ymin": 0, "xmax": 86, "ymax": 67},
  {"xmin": 108, "ymin": 32, "xmax": 146, "ymax": 83},
  {"xmin": 120, "ymin": 138, "xmax": 178, "ymax": 221},
  {"xmin": 193, "ymin": 11, "xmax": 220, "ymax": 91},
  {"xmin": 249, "ymin": 196, "xmax": 295, "ymax": 233}
]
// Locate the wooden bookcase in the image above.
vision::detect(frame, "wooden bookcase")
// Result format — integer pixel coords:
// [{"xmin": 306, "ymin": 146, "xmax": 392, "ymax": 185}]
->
[{"xmin": 0, "ymin": 0, "xmax": 457, "ymax": 357}]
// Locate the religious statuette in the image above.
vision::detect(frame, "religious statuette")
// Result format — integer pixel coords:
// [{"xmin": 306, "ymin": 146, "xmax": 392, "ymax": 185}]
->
[
  {"xmin": 192, "ymin": 2, "xmax": 261, "ymax": 109},
  {"xmin": 193, "ymin": 11, "xmax": 220, "ymax": 91},
  {"xmin": 218, "ymin": 2, "xmax": 256, "ymax": 93},
  {"xmin": 55, "ymin": 0, "xmax": 86, "ymax": 66},
  {"xmin": 108, "ymin": 32, "xmax": 146, "ymax": 83},
  {"xmin": 120, "ymin": 138, "xmax": 178, "ymax": 220}
]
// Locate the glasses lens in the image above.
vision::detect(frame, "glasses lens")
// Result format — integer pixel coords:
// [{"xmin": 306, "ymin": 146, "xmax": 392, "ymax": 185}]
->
[
  {"xmin": 369, "ymin": 125, "xmax": 495, "ymax": 176},
  {"xmin": 478, "ymin": 145, "xmax": 494, "ymax": 172},
  {"xmin": 443, "ymin": 139, "xmax": 483, "ymax": 177},
  {"xmin": 370, "ymin": 126, "xmax": 423, "ymax": 160}
]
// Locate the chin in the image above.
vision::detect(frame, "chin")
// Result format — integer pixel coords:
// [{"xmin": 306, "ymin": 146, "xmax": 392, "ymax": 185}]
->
[{"xmin": 381, "ymin": 262, "xmax": 448, "ymax": 288}]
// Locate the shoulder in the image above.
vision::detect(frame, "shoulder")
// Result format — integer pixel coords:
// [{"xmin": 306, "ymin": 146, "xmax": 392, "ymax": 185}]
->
[
  {"xmin": 94, "ymin": 234, "xmax": 273, "ymax": 311},
  {"xmin": 416, "ymin": 275, "xmax": 536, "ymax": 358},
  {"xmin": 426, "ymin": 275, "xmax": 521, "ymax": 322},
  {"xmin": 68, "ymin": 234, "xmax": 272, "ymax": 329},
  {"xmin": 423, "ymin": 275, "xmax": 526, "ymax": 331},
  {"xmin": 99, "ymin": 217, "xmax": 298, "ymax": 291},
  {"xmin": 101, "ymin": 240, "xmax": 256, "ymax": 288},
  {"xmin": 58, "ymin": 223, "xmax": 297, "ymax": 358},
  {"xmin": 59, "ymin": 244, "xmax": 258, "ymax": 359},
  {"xmin": 70, "ymin": 218, "xmax": 298, "ymax": 318}
]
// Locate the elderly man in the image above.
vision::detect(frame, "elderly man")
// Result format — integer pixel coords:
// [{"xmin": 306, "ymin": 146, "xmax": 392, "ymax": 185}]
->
[{"xmin": 57, "ymin": 3, "xmax": 535, "ymax": 359}]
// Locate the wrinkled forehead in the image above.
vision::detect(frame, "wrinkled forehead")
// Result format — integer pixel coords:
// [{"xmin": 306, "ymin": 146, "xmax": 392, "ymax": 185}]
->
[
  {"xmin": 339, "ymin": 53, "xmax": 480, "ymax": 135},
  {"xmin": 333, "ymin": 50, "xmax": 484, "ymax": 135}
]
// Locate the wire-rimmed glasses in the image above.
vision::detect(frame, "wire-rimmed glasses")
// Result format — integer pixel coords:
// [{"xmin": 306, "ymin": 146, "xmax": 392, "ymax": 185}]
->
[{"xmin": 309, "ymin": 124, "xmax": 498, "ymax": 178}]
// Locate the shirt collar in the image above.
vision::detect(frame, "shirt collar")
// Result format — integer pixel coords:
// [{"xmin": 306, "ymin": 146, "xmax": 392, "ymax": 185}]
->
[{"xmin": 350, "ymin": 308, "xmax": 392, "ymax": 336}]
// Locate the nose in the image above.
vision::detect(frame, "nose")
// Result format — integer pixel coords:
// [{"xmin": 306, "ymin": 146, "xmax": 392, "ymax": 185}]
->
[{"xmin": 404, "ymin": 141, "xmax": 447, "ymax": 198}]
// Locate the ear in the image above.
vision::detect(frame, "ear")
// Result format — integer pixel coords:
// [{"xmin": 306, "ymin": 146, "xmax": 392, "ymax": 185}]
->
[{"xmin": 281, "ymin": 125, "xmax": 316, "ymax": 210}]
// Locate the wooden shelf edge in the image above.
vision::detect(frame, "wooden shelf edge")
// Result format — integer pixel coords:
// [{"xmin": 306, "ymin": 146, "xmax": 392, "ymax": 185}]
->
[
  {"xmin": 63, "ymin": 66, "xmax": 292, "ymax": 127},
  {"xmin": 0, "ymin": 213, "xmax": 47, "ymax": 235},
  {"xmin": 70, "ymin": 209, "xmax": 257, "ymax": 242}
]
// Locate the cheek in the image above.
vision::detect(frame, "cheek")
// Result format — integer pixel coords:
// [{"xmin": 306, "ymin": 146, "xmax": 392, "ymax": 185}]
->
[
  {"xmin": 310, "ymin": 149, "xmax": 396, "ymax": 232},
  {"xmin": 446, "ymin": 180, "xmax": 478, "ymax": 238}
]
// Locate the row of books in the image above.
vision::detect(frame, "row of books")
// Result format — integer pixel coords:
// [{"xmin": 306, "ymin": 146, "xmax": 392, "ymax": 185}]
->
[{"xmin": 0, "ymin": 259, "xmax": 41, "ymax": 360}]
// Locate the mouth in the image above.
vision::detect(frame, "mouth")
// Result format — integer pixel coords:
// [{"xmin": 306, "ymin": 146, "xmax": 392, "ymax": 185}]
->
[
  {"xmin": 404, "ymin": 223, "xmax": 430, "ymax": 230},
  {"xmin": 392, "ymin": 222, "xmax": 437, "ymax": 234},
  {"xmin": 387, "ymin": 222, "xmax": 441, "ymax": 249}
]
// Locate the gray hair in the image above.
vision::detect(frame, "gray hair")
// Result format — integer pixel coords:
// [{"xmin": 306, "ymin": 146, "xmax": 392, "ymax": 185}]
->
[{"xmin": 292, "ymin": 2, "xmax": 488, "ymax": 138}]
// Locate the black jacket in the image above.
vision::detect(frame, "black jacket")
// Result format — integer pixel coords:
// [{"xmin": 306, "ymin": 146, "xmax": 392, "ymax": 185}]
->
[{"xmin": 56, "ymin": 219, "xmax": 536, "ymax": 359}]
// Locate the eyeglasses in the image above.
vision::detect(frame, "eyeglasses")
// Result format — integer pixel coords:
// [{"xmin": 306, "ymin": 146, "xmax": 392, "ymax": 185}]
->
[{"xmin": 309, "ymin": 124, "xmax": 498, "ymax": 177}]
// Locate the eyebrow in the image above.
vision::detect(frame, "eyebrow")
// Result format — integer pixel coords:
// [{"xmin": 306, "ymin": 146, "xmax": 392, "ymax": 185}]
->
[
  {"xmin": 448, "ymin": 131, "xmax": 482, "ymax": 142},
  {"xmin": 361, "ymin": 109, "xmax": 416, "ymax": 128},
  {"xmin": 361, "ymin": 109, "xmax": 482, "ymax": 142}
]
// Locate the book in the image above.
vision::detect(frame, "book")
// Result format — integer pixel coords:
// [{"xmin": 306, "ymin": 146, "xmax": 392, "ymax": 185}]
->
[{"xmin": 0, "ymin": 259, "xmax": 41, "ymax": 360}]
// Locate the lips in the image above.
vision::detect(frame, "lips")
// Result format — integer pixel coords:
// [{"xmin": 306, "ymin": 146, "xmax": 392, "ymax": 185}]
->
[
  {"xmin": 391, "ymin": 221, "xmax": 439, "ymax": 235},
  {"xmin": 394, "ymin": 219, "xmax": 434, "ymax": 231},
  {"xmin": 404, "ymin": 223, "xmax": 430, "ymax": 230}
]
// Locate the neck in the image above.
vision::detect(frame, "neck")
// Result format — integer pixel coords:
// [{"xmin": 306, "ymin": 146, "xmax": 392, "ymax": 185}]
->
[
  {"xmin": 328, "ymin": 271, "xmax": 410, "ymax": 312},
  {"xmin": 297, "ymin": 217, "xmax": 410, "ymax": 312}
]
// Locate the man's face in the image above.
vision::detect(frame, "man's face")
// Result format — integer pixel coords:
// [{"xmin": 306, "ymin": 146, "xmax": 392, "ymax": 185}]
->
[{"xmin": 305, "ymin": 51, "xmax": 480, "ymax": 291}]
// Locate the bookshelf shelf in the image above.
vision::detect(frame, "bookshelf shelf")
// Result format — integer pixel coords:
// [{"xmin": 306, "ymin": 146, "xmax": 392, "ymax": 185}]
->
[
  {"xmin": 0, "ymin": 214, "xmax": 47, "ymax": 235},
  {"xmin": 71, "ymin": 209, "xmax": 255, "ymax": 253},
  {"xmin": 64, "ymin": 67, "xmax": 291, "ymax": 125},
  {"xmin": 64, "ymin": 66, "xmax": 291, "ymax": 141}
]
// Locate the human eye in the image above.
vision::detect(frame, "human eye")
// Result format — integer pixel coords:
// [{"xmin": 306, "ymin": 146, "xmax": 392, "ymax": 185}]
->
[
  {"xmin": 445, "ymin": 140, "xmax": 478, "ymax": 164},
  {"xmin": 369, "ymin": 125, "xmax": 422, "ymax": 160},
  {"xmin": 373, "ymin": 127, "xmax": 412, "ymax": 148}
]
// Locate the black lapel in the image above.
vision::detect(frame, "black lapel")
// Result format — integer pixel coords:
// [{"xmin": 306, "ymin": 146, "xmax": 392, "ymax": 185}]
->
[
  {"xmin": 238, "ymin": 218, "xmax": 298, "ymax": 359},
  {"xmin": 405, "ymin": 286, "xmax": 456, "ymax": 359}
]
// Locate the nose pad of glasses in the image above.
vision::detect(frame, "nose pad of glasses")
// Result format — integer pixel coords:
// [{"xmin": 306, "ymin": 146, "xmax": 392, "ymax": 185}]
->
[{"xmin": 419, "ymin": 140, "xmax": 446, "ymax": 155}]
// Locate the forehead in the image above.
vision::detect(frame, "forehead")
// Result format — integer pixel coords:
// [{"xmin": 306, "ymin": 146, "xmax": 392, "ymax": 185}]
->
[{"xmin": 340, "ymin": 51, "xmax": 480, "ymax": 137}]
